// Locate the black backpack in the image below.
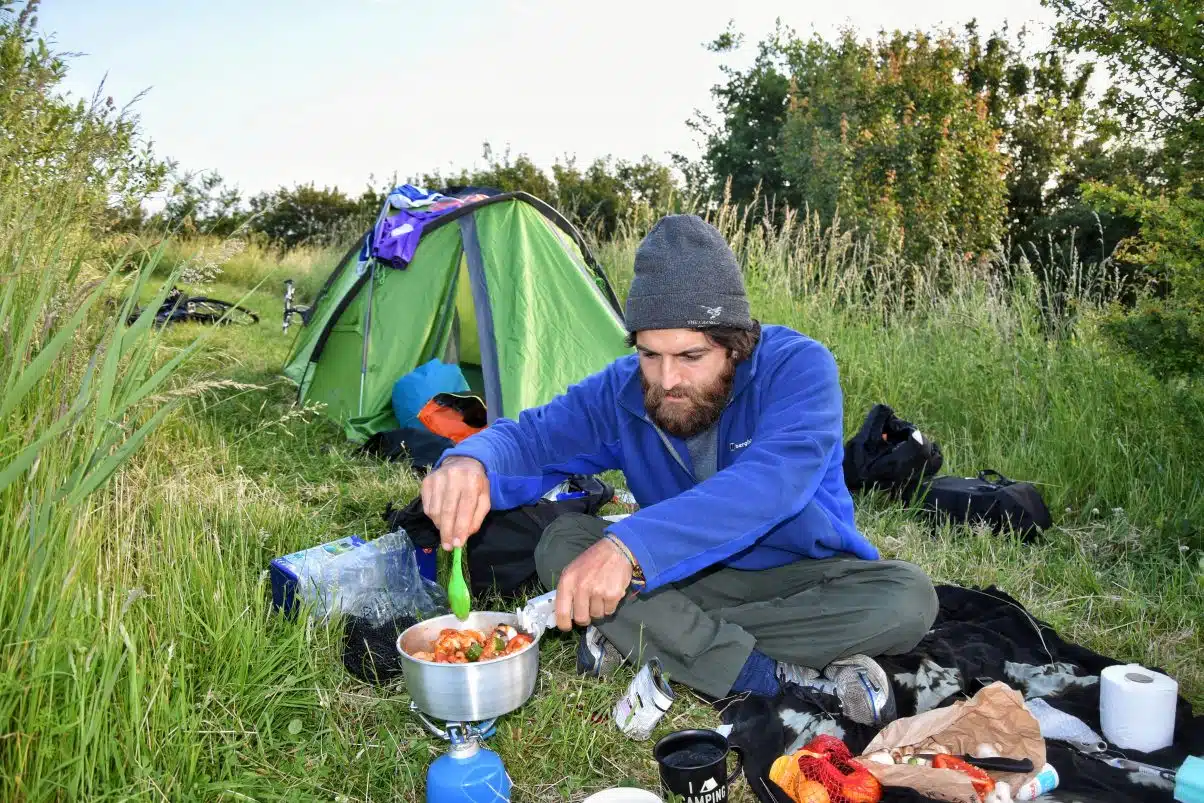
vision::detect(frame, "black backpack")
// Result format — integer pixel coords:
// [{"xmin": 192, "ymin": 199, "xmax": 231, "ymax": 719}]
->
[
  {"xmin": 381, "ymin": 475, "xmax": 615, "ymax": 599},
  {"xmin": 843, "ymin": 404, "xmax": 943, "ymax": 501},
  {"xmin": 917, "ymin": 470, "xmax": 1053, "ymax": 542}
]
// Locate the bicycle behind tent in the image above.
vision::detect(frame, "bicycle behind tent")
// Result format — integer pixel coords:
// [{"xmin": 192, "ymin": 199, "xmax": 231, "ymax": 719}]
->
[{"xmin": 129, "ymin": 288, "xmax": 259, "ymax": 327}]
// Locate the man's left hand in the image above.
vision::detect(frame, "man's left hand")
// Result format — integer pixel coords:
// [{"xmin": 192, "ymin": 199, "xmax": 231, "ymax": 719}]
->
[{"xmin": 554, "ymin": 537, "xmax": 634, "ymax": 630}]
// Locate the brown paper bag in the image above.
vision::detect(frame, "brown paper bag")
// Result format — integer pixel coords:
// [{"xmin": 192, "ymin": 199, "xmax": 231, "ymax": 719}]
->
[{"xmin": 854, "ymin": 682, "xmax": 1044, "ymax": 802}]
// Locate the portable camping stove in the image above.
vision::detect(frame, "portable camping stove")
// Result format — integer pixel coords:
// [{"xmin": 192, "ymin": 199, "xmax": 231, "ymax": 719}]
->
[
  {"xmin": 410, "ymin": 700, "xmax": 498, "ymax": 745},
  {"xmin": 411, "ymin": 700, "xmax": 514, "ymax": 801}
]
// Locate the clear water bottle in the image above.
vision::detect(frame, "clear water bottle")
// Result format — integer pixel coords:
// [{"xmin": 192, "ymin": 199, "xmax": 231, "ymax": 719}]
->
[{"xmin": 425, "ymin": 733, "xmax": 512, "ymax": 802}]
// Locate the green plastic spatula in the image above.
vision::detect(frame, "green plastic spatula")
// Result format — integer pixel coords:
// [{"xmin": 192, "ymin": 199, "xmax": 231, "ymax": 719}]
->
[{"xmin": 448, "ymin": 545, "xmax": 471, "ymax": 620}]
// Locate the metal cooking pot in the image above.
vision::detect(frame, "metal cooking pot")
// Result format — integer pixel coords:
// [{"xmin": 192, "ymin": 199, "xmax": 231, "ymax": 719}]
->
[{"xmin": 395, "ymin": 610, "xmax": 543, "ymax": 722}]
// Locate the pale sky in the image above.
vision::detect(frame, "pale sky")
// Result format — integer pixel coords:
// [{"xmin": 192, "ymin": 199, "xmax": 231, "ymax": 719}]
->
[{"xmin": 35, "ymin": 1, "xmax": 1059, "ymax": 199}]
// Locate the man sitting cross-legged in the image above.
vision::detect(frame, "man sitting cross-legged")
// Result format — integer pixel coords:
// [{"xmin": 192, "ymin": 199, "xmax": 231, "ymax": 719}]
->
[{"xmin": 420, "ymin": 214, "xmax": 938, "ymax": 726}]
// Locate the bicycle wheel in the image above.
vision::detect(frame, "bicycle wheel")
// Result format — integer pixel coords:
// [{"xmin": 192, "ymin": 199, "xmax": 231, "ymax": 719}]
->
[{"xmin": 185, "ymin": 297, "xmax": 260, "ymax": 326}]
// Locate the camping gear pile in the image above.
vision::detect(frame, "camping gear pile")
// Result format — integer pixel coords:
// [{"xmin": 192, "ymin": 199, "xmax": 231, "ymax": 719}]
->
[
  {"xmin": 842, "ymin": 404, "xmax": 1053, "ymax": 541},
  {"xmin": 717, "ymin": 584, "xmax": 1204, "ymax": 803},
  {"xmin": 356, "ymin": 357, "xmax": 490, "ymax": 471}
]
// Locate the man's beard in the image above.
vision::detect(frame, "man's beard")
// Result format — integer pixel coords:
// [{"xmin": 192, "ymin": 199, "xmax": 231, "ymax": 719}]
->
[{"xmin": 641, "ymin": 359, "xmax": 735, "ymax": 439}]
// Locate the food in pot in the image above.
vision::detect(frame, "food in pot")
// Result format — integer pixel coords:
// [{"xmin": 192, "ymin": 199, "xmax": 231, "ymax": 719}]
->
[{"xmin": 409, "ymin": 624, "xmax": 534, "ymax": 663}]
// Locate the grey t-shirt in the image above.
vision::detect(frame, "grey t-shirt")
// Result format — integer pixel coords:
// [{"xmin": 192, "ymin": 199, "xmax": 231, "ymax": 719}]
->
[{"xmin": 685, "ymin": 423, "xmax": 720, "ymax": 482}]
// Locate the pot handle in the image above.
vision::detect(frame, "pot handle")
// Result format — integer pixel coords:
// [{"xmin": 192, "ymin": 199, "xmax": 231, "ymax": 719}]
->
[{"xmin": 726, "ymin": 743, "xmax": 745, "ymax": 786}]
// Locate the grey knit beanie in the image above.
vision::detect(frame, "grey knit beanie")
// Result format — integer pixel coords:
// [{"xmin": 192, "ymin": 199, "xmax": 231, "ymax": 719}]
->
[{"xmin": 624, "ymin": 214, "xmax": 753, "ymax": 333}]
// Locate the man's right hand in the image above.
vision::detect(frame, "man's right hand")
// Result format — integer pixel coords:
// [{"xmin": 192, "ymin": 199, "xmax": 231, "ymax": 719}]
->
[{"xmin": 420, "ymin": 456, "xmax": 491, "ymax": 551}]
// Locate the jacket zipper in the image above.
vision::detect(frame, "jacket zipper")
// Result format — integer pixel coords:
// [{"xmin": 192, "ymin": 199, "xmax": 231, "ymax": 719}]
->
[{"xmin": 645, "ymin": 416, "xmax": 696, "ymax": 482}]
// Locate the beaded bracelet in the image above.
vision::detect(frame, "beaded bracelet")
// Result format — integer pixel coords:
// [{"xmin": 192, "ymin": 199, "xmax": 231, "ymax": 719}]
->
[{"xmin": 604, "ymin": 532, "xmax": 646, "ymax": 587}]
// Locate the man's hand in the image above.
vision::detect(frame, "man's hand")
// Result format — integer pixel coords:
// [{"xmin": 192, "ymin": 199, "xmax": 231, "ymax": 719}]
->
[
  {"xmin": 554, "ymin": 537, "xmax": 634, "ymax": 630},
  {"xmin": 420, "ymin": 456, "xmax": 490, "ymax": 551}
]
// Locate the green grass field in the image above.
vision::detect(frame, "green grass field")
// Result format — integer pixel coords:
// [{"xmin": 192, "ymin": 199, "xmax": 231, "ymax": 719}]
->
[{"xmin": 3, "ymin": 218, "xmax": 1203, "ymax": 802}]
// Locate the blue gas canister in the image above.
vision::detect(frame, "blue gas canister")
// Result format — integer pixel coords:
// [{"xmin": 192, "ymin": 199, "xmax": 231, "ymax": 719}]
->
[{"xmin": 425, "ymin": 735, "xmax": 512, "ymax": 802}]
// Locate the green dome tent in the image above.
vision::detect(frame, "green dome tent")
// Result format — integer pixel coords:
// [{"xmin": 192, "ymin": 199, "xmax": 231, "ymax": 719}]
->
[{"xmin": 282, "ymin": 189, "xmax": 630, "ymax": 442}]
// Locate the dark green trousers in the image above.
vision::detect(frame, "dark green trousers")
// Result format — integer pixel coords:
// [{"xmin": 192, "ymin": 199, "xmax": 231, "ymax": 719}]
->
[{"xmin": 534, "ymin": 513, "xmax": 939, "ymax": 699}]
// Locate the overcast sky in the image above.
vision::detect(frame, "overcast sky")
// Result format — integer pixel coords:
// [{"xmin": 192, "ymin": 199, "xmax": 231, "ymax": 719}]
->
[{"xmin": 35, "ymin": 1, "xmax": 1059, "ymax": 199}]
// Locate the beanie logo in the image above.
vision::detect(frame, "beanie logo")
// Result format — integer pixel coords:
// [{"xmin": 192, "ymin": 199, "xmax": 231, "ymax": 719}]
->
[{"xmin": 702, "ymin": 305, "xmax": 723, "ymax": 321}]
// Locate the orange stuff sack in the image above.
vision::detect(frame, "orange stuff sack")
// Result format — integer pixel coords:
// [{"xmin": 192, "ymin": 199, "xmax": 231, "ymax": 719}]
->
[{"xmin": 417, "ymin": 393, "xmax": 487, "ymax": 444}]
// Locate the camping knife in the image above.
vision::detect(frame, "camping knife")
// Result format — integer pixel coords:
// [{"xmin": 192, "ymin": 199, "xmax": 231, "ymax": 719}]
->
[{"xmin": 915, "ymin": 754, "xmax": 1035, "ymax": 774}]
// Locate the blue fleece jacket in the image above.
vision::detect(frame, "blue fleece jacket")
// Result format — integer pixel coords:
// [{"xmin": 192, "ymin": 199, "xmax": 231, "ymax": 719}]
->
[{"xmin": 439, "ymin": 324, "xmax": 879, "ymax": 593}]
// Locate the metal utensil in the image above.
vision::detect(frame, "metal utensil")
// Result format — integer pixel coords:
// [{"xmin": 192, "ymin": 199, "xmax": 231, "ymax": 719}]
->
[
  {"xmin": 1067, "ymin": 738, "xmax": 1178, "ymax": 784},
  {"xmin": 448, "ymin": 545, "xmax": 470, "ymax": 620}
]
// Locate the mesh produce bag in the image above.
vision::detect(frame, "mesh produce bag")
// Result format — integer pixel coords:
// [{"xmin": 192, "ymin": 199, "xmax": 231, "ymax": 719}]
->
[{"xmin": 770, "ymin": 735, "xmax": 884, "ymax": 803}]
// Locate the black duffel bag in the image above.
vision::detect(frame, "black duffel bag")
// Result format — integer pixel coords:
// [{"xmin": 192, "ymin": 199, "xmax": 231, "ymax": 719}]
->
[
  {"xmin": 843, "ymin": 403, "xmax": 943, "ymax": 500},
  {"xmin": 381, "ymin": 474, "xmax": 615, "ymax": 600},
  {"xmin": 917, "ymin": 469, "xmax": 1053, "ymax": 541}
]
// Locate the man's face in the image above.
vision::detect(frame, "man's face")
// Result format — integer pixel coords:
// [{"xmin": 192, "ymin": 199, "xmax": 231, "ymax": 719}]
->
[{"xmin": 635, "ymin": 328, "xmax": 735, "ymax": 439}]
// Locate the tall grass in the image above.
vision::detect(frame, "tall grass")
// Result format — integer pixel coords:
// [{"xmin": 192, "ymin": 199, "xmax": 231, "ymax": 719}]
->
[{"xmin": 0, "ymin": 197, "xmax": 212, "ymax": 797}]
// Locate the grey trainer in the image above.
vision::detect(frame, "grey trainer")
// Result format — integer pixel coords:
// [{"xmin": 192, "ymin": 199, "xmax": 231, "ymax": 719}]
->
[
  {"xmin": 576, "ymin": 626, "xmax": 626, "ymax": 678},
  {"xmin": 775, "ymin": 654, "xmax": 897, "ymax": 726},
  {"xmin": 823, "ymin": 654, "xmax": 897, "ymax": 726}
]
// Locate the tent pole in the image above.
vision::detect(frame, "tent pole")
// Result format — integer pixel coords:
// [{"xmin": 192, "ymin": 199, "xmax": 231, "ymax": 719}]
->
[
  {"xmin": 358, "ymin": 258, "xmax": 377, "ymax": 418},
  {"xmin": 356, "ymin": 189, "xmax": 395, "ymax": 419}
]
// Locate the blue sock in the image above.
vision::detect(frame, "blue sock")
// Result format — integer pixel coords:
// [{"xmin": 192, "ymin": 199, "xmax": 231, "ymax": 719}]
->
[{"xmin": 730, "ymin": 649, "xmax": 780, "ymax": 697}]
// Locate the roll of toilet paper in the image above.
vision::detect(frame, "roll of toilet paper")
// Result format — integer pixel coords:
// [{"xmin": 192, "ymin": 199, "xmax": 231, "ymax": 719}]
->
[{"xmin": 1099, "ymin": 663, "xmax": 1177, "ymax": 752}]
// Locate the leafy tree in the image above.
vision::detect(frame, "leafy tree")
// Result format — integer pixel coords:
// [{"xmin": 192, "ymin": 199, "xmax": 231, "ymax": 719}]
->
[
  {"xmin": 690, "ymin": 23, "xmax": 1015, "ymax": 261},
  {"xmin": 1042, "ymin": 0, "xmax": 1204, "ymax": 183},
  {"xmin": 416, "ymin": 144, "xmax": 556, "ymax": 202},
  {"xmin": 417, "ymin": 142, "xmax": 680, "ymax": 238},
  {"xmin": 962, "ymin": 26, "xmax": 1097, "ymax": 258},
  {"xmin": 158, "ymin": 170, "xmax": 247, "ymax": 236},
  {"xmin": 1, "ymin": 0, "xmax": 166, "ymax": 223},
  {"xmin": 553, "ymin": 155, "xmax": 678, "ymax": 237},
  {"xmin": 685, "ymin": 18, "xmax": 1175, "ymax": 277},
  {"xmin": 247, "ymin": 183, "xmax": 380, "ymax": 250},
  {"xmin": 1016, "ymin": 121, "xmax": 1156, "ymax": 286},
  {"xmin": 1044, "ymin": 0, "xmax": 1204, "ymax": 375},
  {"xmin": 688, "ymin": 24, "xmax": 793, "ymax": 208},
  {"xmin": 134, "ymin": 141, "xmax": 680, "ymax": 250}
]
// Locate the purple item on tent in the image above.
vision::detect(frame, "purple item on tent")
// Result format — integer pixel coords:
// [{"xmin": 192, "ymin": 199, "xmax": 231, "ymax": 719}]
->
[
  {"xmin": 370, "ymin": 193, "xmax": 489, "ymax": 268},
  {"xmin": 371, "ymin": 208, "xmax": 439, "ymax": 267}
]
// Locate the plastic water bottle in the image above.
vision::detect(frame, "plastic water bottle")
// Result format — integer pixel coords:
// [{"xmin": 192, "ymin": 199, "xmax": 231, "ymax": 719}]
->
[{"xmin": 425, "ymin": 735, "xmax": 512, "ymax": 802}]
